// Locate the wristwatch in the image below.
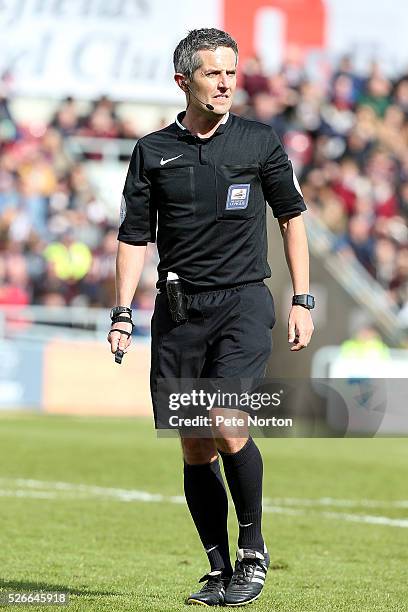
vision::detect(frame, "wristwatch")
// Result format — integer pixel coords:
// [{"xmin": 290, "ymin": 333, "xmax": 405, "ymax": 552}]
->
[
  {"xmin": 110, "ymin": 306, "xmax": 132, "ymax": 321},
  {"xmin": 292, "ymin": 294, "xmax": 315, "ymax": 309}
]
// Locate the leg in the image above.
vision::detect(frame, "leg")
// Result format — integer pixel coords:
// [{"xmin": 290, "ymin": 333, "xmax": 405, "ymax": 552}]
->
[
  {"xmin": 205, "ymin": 284, "xmax": 274, "ymax": 555},
  {"xmin": 193, "ymin": 283, "xmax": 274, "ymax": 605},
  {"xmin": 150, "ymin": 294, "xmax": 233, "ymax": 578},
  {"xmin": 181, "ymin": 436, "xmax": 233, "ymax": 576},
  {"xmin": 210, "ymin": 410, "xmax": 264, "ymax": 553},
  {"xmin": 214, "ymin": 427, "xmax": 269, "ymax": 608},
  {"xmin": 217, "ymin": 433, "xmax": 265, "ymax": 553}
]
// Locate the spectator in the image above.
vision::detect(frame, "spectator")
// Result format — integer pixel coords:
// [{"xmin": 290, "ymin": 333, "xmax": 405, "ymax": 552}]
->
[
  {"xmin": 331, "ymin": 55, "xmax": 364, "ymax": 103},
  {"xmin": 242, "ymin": 57, "xmax": 270, "ymax": 99},
  {"xmin": 0, "ymin": 83, "xmax": 18, "ymax": 143},
  {"xmin": 374, "ymin": 238, "xmax": 397, "ymax": 288},
  {"xmin": 336, "ymin": 215, "xmax": 375, "ymax": 272},
  {"xmin": 0, "ymin": 252, "xmax": 31, "ymax": 306},
  {"xmin": 392, "ymin": 78, "xmax": 408, "ymax": 113},
  {"xmin": 250, "ymin": 92, "xmax": 287, "ymax": 137},
  {"xmin": 357, "ymin": 76, "xmax": 392, "ymax": 118},
  {"xmin": 50, "ymin": 97, "xmax": 81, "ymax": 137},
  {"xmin": 43, "ymin": 229, "xmax": 92, "ymax": 282}
]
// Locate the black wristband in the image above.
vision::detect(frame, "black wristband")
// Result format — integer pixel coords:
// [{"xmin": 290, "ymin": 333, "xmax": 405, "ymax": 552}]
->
[
  {"xmin": 111, "ymin": 316, "xmax": 134, "ymax": 329},
  {"xmin": 292, "ymin": 294, "xmax": 315, "ymax": 309},
  {"xmin": 110, "ymin": 306, "xmax": 132, "ymax": 321}
]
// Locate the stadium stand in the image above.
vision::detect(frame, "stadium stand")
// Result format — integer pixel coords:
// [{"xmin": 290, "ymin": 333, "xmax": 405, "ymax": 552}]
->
[{"xmin": 0, "ymin": 55, "xmax": 407, "ymax": 323}]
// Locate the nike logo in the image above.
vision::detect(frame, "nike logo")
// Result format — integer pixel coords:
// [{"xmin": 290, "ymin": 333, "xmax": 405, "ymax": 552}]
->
[
  {"xmin": 160, "ymin": 154, "xmax": 183, "ymax": 166},
  {"xmin": 205, "ymin": 545, "xmax": 219, "ymax": 553},
  {"xmin": 238, "ymin": 522, "xmax": 253, "ymax": 527}
]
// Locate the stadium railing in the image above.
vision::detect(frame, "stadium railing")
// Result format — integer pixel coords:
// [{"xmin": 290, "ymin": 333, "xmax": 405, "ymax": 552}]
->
[
  {"xmin": 0, "ymin": 306, "xmax": 152, "ymax": 342},
  {"xmin": 304, "ymin": 211, "xmax": 407, "ymax": 345},
  {"xmin": 66, "ymin": 137, "xmax": 135, "ymax": 161}
]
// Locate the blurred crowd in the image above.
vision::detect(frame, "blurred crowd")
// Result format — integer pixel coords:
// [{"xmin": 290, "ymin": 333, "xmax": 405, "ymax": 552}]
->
[
  {"xmin": 238, "ymin": 55, "xmax": 408, "ymax": 312},
  {"xmin": 0, "ymin": 91, "xmax": 157, "ymax": 315},
  {"xmin": 0, "ymin": 55, "xmax": 407, "ymax": 321}
]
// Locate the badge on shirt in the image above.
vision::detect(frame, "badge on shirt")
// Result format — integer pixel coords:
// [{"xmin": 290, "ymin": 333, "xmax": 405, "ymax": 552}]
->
[{"xmin": 225, "ymin": 184, "xmax": 251, "ymax": 210}]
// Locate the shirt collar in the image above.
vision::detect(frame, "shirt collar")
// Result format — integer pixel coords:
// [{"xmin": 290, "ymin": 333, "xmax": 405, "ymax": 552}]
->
[{"xmin": 175, "ymin": 111, "xmax": 230, "ymax": 139}]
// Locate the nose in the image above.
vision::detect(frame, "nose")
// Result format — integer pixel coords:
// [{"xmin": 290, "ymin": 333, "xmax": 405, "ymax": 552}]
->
[{"xmin": 218, "ymin": 72, "xmax": 229, "ymax": 90}]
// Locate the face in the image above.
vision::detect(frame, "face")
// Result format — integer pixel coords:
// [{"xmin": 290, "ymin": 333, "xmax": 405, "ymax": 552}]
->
[{"xmin": 184, "ymin": 46, "xmax": 237, "ymax": 115}]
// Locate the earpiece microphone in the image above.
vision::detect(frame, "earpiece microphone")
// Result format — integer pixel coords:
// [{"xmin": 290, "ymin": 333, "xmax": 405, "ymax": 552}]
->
[{"xmin": 182, "ymin": 82, "xmax": 214, "ymax": 111}]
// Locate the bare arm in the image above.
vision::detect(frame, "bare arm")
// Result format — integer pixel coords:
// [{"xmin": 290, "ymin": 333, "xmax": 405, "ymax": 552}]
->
[
  {"xmin": 107, "ymin": 241, "xmax": 147, "ymax": 354},
  {"xmin": 278, "ymin": 213, "xmax": 314, "ymax": 351},
  {"xmin": 278, "ymin": 213, "xmax": 309, "ymax": 293},
  {"xmin": 115, "ymin": 241, "xmax": 147, "ymax": 307}
]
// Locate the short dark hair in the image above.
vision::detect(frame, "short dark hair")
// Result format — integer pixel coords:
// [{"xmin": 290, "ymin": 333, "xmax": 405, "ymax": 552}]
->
[{"xmin": 173, "ymin": 28, "xmax": 238, "ymax": 80}]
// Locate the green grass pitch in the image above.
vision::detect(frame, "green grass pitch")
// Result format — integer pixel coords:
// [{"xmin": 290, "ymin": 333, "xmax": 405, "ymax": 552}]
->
[{"xmin": 0, "ymin": 414, "xmax": 407, "ymax": 611}]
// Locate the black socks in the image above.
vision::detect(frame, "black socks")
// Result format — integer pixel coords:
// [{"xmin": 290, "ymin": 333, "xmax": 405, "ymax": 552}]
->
[
  {"xmin": 184, "ymin": 438, "xmax": 264, "ymax": 577},
  {"xmin": 219, "ymin": 437, "xmax": 264, "ymax": 553},
  {"xmin": 183, "ymin": 458, "xmax": 233, "ymax": 575}
]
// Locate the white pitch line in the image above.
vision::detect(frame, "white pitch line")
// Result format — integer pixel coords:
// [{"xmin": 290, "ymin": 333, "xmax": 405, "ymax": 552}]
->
[
  {"xmin": 0, "ymin": 478, "xmax": 407, "ymax": 528},
  {"xmin": 0, "ymin": 489, "xmax": 58, "ymax": 499},
  {"xmin": 264, "ymin": 497, "xmax": 408, "ymax": 509},
  {"xmin": 0, "ymin": 478, "xmax": 183, "ymax": 504},
  {"xmin": 262, "ymin": 505, "xmax": 408, "ymax": 528},
  {"xmin": 2, "ymin": 479, "xmax": 407, "ymax": 509},
  {"xmin": 317, "ymin": 510, "xmax": 408, "ymax": 528}
]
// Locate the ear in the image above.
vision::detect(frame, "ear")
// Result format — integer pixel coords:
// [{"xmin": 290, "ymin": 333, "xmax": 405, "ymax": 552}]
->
[{"xmin": 174, "ymin": 73, "xmax": 188, "ymax": 91}]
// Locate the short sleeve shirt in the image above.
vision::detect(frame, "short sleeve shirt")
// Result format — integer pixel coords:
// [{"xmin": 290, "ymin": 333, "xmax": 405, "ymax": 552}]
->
[{"xmin": 118, "ymin": 112, "xmax": 306, "ymax": 288}]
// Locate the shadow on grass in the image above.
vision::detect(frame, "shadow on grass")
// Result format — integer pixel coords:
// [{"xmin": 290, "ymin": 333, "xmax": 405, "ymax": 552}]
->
[{"xmin": 0, "ymin": 579, "xmax": 121, "ymax": 597}]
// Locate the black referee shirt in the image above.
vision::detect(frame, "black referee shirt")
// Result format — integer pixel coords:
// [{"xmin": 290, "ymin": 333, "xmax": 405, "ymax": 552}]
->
[{"xmin": 118, "ymin": 111, "xmax": 306, "ymax": 288}]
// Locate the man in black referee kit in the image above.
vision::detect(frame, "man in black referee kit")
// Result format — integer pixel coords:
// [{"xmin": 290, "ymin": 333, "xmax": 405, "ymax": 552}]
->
[{"xmin": 108, "ymin": 28, "xmax": 314, "ymax": 606}]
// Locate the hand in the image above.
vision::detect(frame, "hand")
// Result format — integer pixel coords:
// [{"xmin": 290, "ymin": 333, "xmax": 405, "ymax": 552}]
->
[
  {"xmin": 288, "ymin": 305, "xmax": 314, "ymax": 352},
  {"xmin": 107, "ymin": 317, "xmax": 133, "ymax": 354}
]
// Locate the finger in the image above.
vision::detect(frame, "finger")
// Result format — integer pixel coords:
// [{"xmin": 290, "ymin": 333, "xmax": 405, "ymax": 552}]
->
[
  {"xmin": 121, "ymin": 336, "xmax": 132, "ymax": 352},
  {"xmin": 288, "ymin": 319, "xmax": 296, "ymax": 343},
  {"xmin": 296, "ymin": 327, "xmax": 309, "ymax": 348},
  {"xmin": 118, "ymin": 332, "xmax": 130, "ymax": 351},
  {"xmin": 302, "ymin": 327, "xmax": 314, "ymax": 347},
  {"xmin": 290, "ymin": 329, "xmax": 313, "ymax": 351},
  {"xmin": 304, "ymin": 332, "xmax": 313, "ymax": 346},
  {"xmin": 290, "ymin": 331, "xmax": 305, "ymax": 351},
  {"xmin": 109, "ymin": 330, "xmax": 120, "ymax": 353}
]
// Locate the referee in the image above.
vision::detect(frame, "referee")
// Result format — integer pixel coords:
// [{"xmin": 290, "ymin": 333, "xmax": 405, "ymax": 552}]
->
[{"xmin": 108, "ymin": 28, "xmax": 314, "ymax": 607}]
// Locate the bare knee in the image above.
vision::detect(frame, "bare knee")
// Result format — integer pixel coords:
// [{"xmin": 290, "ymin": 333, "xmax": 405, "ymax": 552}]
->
[
  {"xmin": 215, "ymin": 436, "xmax": 248, "ymax": 454},
  {"xmin": 210, "ymin": 408, "xmax": 249, "ymax": 454},
  {"xmin": 181, "ymin": 437, "xmax": 218, "ymax": 465}
]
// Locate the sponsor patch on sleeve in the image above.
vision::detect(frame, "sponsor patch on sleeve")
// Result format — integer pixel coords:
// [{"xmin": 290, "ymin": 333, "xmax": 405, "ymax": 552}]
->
[
  {"xmin": 292, "ymin": 169, "xmax": 303, "ymax": 196},
  {"xmin": 119, "ymin": 194, "xmax": 127, "ymax": 225},
  {"xmin": 225, "ymin": 184, "xmax": 250, "ymax": 210}
]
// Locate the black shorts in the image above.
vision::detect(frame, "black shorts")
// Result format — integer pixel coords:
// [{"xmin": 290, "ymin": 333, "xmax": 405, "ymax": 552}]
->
[{"xmin": 150, "ymin": 281, "xmax": 276, "ymax": 426}]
